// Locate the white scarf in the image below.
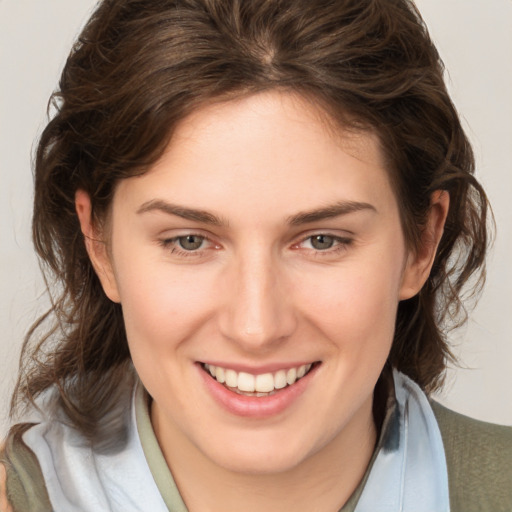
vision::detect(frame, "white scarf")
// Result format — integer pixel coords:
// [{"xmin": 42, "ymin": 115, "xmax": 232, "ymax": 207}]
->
[
  {"xmin": 354, "ymin": 371, "xmax": 450, "ymax": 511},
  {"xmin": 22, "ymin": 370, "xmax": 449, "ymax": 511}
]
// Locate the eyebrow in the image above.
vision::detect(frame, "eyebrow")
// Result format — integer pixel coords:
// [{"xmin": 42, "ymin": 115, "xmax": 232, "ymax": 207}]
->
[
  {"xmin": 137, "ymin": 199, "xmax": 376, "ymax": 227},
  {"xmin": 287, "ymin": 201, "xmax": 377, "ymax": 225},
  {"xmin": 137, "ymin": 199, "xmax": 228, "ymax": 226}
]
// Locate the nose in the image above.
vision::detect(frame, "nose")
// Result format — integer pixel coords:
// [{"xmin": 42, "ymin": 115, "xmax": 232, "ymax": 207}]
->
[{"xmin": 218, "ymin": 246, "xmax": 297, "ymax": 352}]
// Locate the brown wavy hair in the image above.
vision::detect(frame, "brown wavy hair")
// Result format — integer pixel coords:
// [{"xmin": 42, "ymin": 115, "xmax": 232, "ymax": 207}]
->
[{"xmin": 12, "ymin": 0, "xmax": 489, "ymax": 439}]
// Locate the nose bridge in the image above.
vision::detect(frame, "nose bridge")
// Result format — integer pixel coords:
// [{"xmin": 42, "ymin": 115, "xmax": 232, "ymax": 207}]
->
[{"xmin": 219, "ymin": 243, "xmax": 295, "ymax": 349}]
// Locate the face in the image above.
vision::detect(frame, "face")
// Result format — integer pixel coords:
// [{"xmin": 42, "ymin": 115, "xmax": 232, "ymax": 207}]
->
[{"xmin": 85, "ymin": 91, "xmax": 428, "ymax": 476}]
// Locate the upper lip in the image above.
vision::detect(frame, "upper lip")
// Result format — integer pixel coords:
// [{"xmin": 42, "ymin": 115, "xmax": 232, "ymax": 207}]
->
[{"xmin": 199, "ymin": 361, "xmax": 319, "ymax": 375}]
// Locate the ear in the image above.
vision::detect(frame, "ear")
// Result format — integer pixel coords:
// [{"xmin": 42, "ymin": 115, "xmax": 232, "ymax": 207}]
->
[
  {"xmin": 399, "ymin": 190, "xmax": 450, "ymax": 300},
  {"xmin": 75, "ymin": 189, "xmax": 121, "ymax": 303}
]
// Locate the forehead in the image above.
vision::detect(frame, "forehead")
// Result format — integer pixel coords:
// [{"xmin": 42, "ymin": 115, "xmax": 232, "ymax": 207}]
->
[
  {"xmin": 113, "ymin": 91, "xmax": 397, "ymax": 223},
  {"xmin": 169, "ymin": 91, "xmax": 384, "ymax": 168}
]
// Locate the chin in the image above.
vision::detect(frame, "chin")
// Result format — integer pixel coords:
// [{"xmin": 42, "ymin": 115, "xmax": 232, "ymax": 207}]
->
[
  {"xmin": 199, "ymin": 430, "xmax": 320, "ymax": 476},
  {"xmin": 214, "ymin": 450, "xmax": 307, "ymax": 476}
]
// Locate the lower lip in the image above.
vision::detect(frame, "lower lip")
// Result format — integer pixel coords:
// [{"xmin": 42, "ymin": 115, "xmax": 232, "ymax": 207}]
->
[{"xmin": 198, "ymin": 364, "xmax": 318, "ymax": 418}]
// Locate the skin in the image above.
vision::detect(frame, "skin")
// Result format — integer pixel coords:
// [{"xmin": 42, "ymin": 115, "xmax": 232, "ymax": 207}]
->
[
  {"xmin": 77, "ymin": 91, "xmax": 448, "ymax": 512},
  {"xmin": 0, "ymin": 461, "xmax": 13, "ymax": 512}
]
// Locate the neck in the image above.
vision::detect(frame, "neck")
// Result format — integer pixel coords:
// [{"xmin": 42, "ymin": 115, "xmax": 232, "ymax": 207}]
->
[{"xmin": 153, "ymin": 398, "xmax": 377, "ymax": 512}]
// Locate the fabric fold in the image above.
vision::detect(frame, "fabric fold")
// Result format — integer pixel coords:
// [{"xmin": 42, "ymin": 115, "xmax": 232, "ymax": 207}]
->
[{"xmin": 354, "ymin": 371, "xmax": 450, "ymax": 511}]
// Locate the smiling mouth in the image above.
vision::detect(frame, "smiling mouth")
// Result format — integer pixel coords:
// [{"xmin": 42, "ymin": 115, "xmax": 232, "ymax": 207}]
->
[{"xmin": 201, "ymin": 362, "xmax": 319, "ymax": 397}]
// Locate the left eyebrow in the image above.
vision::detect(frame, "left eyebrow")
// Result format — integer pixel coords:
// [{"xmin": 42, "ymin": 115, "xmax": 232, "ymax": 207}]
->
[{"xmin": 287, "ymin": 201, "xmax": 377, "ymax": 226}]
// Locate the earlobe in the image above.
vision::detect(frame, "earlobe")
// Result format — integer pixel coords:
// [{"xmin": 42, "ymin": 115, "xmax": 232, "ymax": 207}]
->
[
  {"xmin": 75, "ymin": 189, "xmax": 121, "ymax": 303},
  {"xmin": 399, "ymin": 190, "xmax": 450, "ymax": 300}
]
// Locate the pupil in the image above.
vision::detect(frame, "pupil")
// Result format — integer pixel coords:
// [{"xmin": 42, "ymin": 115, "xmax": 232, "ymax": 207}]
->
[
  {"xmin": 179, "ymin": 235, "xmax": 203, "ymax": 250},
  {"xmin": 311, "ymin": 235, "xmax": 334, "ymax": 250}
]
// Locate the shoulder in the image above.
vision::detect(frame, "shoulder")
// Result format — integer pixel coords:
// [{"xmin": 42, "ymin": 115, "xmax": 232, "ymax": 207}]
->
[
  {"xmin": 0, "ymin": 424, "xmax": 52, "ymax": 512},
  {"xmin": 431, "ymin": 401, "xmax": 512, "ymax": 512}
]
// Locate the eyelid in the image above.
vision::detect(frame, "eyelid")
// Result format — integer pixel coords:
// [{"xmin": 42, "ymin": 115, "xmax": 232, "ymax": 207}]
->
[
  {"xmin": 292, "ymin": 230, "xmax": 353, "ymax": 245},
  {"xmin": 157, "ymin": 229, "xmax": 354, "ymax": 259},
  {"xmin": 291, "ymin": 232, "xmax": 354, "ymax": 255},
  {"xmin": 158, "ymin": 231, "xmax": 221, "ymax": 258}
]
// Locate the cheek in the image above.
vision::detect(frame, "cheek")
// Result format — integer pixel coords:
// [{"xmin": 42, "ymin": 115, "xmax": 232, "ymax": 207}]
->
[
  {"xmin": 296, "ymin": 251, "xmax": 404, "ymax": 351},
  {"xmin": 112, "ymin": 252, "xmax": 217, "ymax": 354}
]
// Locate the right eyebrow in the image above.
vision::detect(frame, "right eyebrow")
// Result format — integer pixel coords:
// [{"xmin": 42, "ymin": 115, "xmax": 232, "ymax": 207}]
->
[{"xmin": 136, "ymin": 199, "xmax": 228, "ymax": 227}]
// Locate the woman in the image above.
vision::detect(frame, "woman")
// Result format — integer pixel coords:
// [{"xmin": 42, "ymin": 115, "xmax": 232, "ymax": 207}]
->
[{"xmin": 1, "ymin": 0, "xmax": 511, "ymax": 511}]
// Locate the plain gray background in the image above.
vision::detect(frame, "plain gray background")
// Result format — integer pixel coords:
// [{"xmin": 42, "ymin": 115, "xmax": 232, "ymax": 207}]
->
[{"xmin": 1, "ymin": 0, "xmax": 511, "ymax": 436}]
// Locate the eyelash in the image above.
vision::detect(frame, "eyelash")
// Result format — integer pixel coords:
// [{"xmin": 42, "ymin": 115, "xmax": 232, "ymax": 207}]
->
[
  {"xmin": 159, "ymin": 233, "xmax": 353, "ymax": 259},
  {"xmin": 295, "ymin": 234, "xmax": 353, "ymax": 255},
  {"xmin": 159, "ymin": 234, "xmax": 217, "ymax": 259}
]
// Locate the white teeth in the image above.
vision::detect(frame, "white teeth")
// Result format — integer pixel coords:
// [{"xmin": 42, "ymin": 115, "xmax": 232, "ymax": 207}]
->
[
  {"xmin": 274, "ymin": 370, "xmax": 287, "ymax": 389},
  {"xmin": 286, "ymin": 367, "xmax": 297, "ymax": 385},
  {"xmin": 225, "ymin": 369, "xmax": 237, "ymax": 388},
  {"xmin": 204, "ymin": 363, "xmax": 315, "ymax": 394},
  {"xmin": 237, "ymin": 372, "xmax": 255, "ymax": 392},
  {"xmin": 215, "ymin": 366, "xmax": 225, "ymax": 384},
  {"xmin": 255, "ymin": 373, "xmax": 274, "ymax": 393}
]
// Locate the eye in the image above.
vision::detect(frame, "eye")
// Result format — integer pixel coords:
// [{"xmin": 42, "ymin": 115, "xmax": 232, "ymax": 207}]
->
[
  {"xmin": 159, "ymin": 233, "xmax": 220, "ymax": 259},
  {"xmin": 309, "ymin": 234, "xmax": 336, "ymax": 250},
  {"xmin": 177, "ymin": 234, "xmax": 206, "ymax": 251},
  {"xmin": 293, "ymin": 233, "xmax": 353, "ymax": 255}
]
